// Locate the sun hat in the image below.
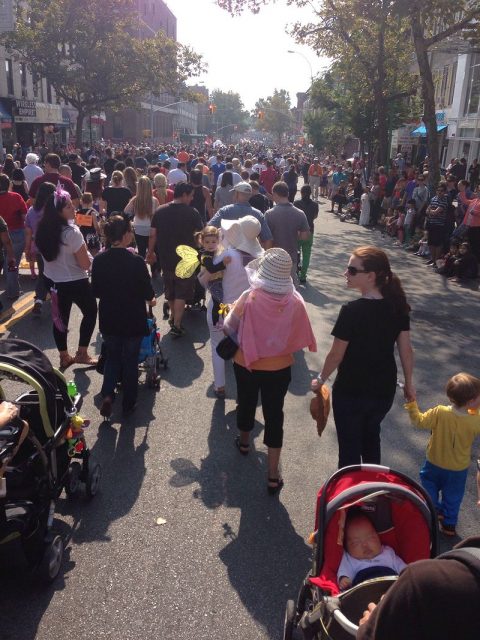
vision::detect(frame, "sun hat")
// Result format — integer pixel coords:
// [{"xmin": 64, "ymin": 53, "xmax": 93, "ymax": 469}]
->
[
  {"xmin": 221, "ymin": 215, "xmax": 263, "ymax": 257},
  {"xmin": 230, "ymin": 181, "xmax": 252, "ymax": 194},
  {"xmin": 26, "ymin": 153, "xmax": 39, "ymax": 165},
  {"xmin": 247, "ymin": 247, "xmax": 294, "ymax": 295}
]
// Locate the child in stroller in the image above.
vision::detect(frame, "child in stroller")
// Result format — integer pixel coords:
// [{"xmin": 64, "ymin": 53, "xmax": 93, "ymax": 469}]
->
[
  {"xmin": 337, "ymin": 510, "xmax": 406, "ymax": 590},
  {"xmin": 284, "ymin": 464, "xmax": 438, "ymax": 640}
]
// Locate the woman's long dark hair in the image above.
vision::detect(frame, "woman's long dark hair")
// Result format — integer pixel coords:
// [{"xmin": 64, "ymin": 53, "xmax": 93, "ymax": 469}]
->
[
  {"xmin": 220, "ymin": 171, "xmax": 233, "ymax": 188},
  {"xmin": 2, "ymin": 158, "xmax": 15, "ymax": 178},
  {"xmin": 35, "ymin": 193, "xmax": 70, "ymax": 261},
  {"xmin": 33, "ymin": 182, "xmax": 56, "ymax": 212},
  {"xmin": 353, "ymin": 246, "xmax": 411, "ymax": 316}
]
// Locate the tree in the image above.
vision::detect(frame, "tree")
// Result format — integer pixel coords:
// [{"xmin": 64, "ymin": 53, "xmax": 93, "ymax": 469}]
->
[
  {"xmin": 3, "ymin": 0, "xmax": 203, "ymax": 142},
  {"xmin": 209, "ymin": 90, "xmax": 250, "ymax": 137},
  {"xmin": 254, "ymin": 90, "xmax": 294, "ymax": 144},
  {"xmin": 395, "ymin": 1, "xmax": 480, "ymax": 186}
]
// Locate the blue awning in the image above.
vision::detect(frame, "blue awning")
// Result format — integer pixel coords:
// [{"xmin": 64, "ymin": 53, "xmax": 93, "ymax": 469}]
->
[
  {"xmin": 411, "ymin": 124, "xmax": 447, "ymax": 136},
  {"xmin": 0, "ymin": 100, "xmax": 12, "ymax": 122}
]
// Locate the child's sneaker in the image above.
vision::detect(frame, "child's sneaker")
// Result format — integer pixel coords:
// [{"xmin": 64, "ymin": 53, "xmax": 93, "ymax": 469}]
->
[{"xmin": 439, "ymin": 522, "xmax": 457, "ymax": 536}]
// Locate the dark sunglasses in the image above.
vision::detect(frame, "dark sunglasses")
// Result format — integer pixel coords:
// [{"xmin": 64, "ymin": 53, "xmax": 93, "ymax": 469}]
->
[{"xmin": 347, "ymin": 266, "xmax": 367, "ymax": 275}]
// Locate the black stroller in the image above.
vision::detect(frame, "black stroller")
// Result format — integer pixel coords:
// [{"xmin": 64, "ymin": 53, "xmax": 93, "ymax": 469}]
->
[
  {"xmin": 0, "ymin": 339, "xmax": 101, "ymax": 582},
  {"xmin": 284, "ymin": 464, "xmax": 438, "ymax": 639}
]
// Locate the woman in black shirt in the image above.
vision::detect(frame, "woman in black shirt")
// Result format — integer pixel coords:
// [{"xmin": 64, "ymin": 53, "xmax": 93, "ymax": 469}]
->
[
  {"xmin": 91, "ymin": 216, "xmax": 156, "ymax": 418},
  {"xmin": 100, "ymin": 170, "xmax": 132, "ymax": 217},
  {"xmin": 312, "ymin": 247, "xmax": 415, "ymax": 468}
]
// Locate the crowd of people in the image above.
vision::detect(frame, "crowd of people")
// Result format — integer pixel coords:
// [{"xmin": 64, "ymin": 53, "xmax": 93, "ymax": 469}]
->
[{"xmin": 0, "ymin": 140, "xmax": 479, "ymax": 628}]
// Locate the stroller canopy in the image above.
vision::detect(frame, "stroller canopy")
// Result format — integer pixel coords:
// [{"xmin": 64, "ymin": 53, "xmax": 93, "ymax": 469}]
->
[{"xmin": 0, "ymin": 339, "xmax": 72, "ymax": 437}]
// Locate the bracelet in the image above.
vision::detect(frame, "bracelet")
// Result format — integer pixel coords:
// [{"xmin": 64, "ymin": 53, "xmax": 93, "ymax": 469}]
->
[{"xmin": 317, "ymin": 375, "xmax": 326, "ymax": 385}]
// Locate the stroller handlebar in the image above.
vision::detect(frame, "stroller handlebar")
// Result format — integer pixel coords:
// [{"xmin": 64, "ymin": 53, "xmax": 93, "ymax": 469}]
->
[{"xmin": 331, "ymin": 607, "xmax": 359, "ymax": 635}]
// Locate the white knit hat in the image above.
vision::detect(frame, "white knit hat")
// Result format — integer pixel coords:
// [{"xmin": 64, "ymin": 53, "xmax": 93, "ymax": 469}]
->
[{"xmin": 247, "ymin": 248, "xmax": 293, "ymax": 295}]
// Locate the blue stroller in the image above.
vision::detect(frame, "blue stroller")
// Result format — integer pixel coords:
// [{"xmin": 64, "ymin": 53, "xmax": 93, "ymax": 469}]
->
[{"xmin": 138, "ymin": 308, "xmax": 168, "ymax": 390}]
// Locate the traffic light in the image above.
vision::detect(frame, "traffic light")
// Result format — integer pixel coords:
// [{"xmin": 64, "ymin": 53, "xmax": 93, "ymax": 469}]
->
[{"xmin": 208, "ymin": 103, "xmax": 217, "ymax": 114}]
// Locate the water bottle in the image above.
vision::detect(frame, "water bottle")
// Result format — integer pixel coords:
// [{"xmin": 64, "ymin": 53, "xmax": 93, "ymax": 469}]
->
[{"xmin": 67, "ymin": 380, "xmax": 77, "ymax": 398}]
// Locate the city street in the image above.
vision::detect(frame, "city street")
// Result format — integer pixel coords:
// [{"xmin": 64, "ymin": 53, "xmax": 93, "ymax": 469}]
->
[{"xmin": 2, "ymin": 199, "xmax": 480, "ymax": 640}]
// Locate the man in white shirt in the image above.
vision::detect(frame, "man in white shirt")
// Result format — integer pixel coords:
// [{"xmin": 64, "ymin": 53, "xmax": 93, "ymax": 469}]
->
[
  {"xmin": 23, "ymin": 153, "xmax": 43, "ymax": 189},
  {"xmin": 167, "ymin": 162, "xmax": 188, "ymax": 186}
]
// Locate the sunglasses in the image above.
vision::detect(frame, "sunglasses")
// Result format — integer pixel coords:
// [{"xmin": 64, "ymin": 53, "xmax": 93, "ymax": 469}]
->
[{"xmin": 347, "ymin": 266, "xmax": 367, "ymax": 275}]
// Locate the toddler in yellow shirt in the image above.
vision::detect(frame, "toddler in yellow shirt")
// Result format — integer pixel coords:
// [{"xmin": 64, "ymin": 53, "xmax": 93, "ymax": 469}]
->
[{"xmin": 405, "ymin": 372, "xmax": 480, "ymax": 536}]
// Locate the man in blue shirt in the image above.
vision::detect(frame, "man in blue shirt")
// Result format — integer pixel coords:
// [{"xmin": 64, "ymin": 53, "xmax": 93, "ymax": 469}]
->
[
  {"xmin": 209, "ymin": 182, "xmax": 272, "ymax": 246},
  {"xmin": 329, "ymin": 165, "xmax": 347, "ymax": 212},
  {"xmin": 210, "ymin": 154, "xmax": 226, "ymax": 189}
]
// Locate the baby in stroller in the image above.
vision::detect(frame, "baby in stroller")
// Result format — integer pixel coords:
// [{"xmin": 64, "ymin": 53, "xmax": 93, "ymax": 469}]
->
[{"xmin": 338, "ymin": 510, "xmax": 406, "ymax": 590}]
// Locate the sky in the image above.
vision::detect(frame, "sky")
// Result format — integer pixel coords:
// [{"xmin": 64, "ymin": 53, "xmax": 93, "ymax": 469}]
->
[{"xmin": 172, "ymin": 0, "xmax": 330, "ymax": 111}]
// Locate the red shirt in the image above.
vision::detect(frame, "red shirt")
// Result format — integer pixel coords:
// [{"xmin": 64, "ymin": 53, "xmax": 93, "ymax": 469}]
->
[
  {"xmin": 29, "ymin": 172, "xmax": 79, "ymax": 201},
  {"xmin": 260, "ymin": 167, "xmax": 277, "ymax": 194},
  {"xmin": 0, "ymin": 191, "xmax": 28, "ymax": 230},
  {"xmin": 177, "ymin": 151, "xmax": 189, "ymax": 164}
]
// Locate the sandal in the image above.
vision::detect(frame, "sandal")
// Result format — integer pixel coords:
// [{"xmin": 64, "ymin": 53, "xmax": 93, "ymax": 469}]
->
[
  {"xmin": 267, "ymin": 477, "xmax": 284, "ymax": 495},
  {"xmin": 234, "ymin": 436, "xmax": 250, "ymax": 456},
  {"xmin": 59, "ymin": 354, "xmax": 75, "ymax": 370},
  {"xmin": 74, "ymin": 352, "xmax": 98, "ymax": 366}
]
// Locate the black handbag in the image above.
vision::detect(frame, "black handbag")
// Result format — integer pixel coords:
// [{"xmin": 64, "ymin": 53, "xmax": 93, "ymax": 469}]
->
[{"xmin": 216, "ymin": 335, "xmax": 238, "ymax": 361}]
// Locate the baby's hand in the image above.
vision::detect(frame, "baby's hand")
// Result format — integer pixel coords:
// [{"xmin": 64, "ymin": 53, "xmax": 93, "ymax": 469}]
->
[
  {"xmin": 339, "ymin": 576, "xmax": 352, "ymax": 591},
  {"xmin": 223, "ymin": 256, "xmax": 232, "ymax": 265}
]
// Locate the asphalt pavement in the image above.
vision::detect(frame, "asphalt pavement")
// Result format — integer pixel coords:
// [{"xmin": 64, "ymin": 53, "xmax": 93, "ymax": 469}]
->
[{"xmin": 1, "ymin": 199, "xmax": 480, "ymax": 640}]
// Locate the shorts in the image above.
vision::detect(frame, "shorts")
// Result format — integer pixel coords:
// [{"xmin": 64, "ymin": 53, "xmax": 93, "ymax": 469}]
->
[
  {"xmin": 163, "ymin": 271, "xmax": 196, "ymax": 301},
  {"xmin": 427, "ymin": 226, "xmax": 445, "ymax": 247}
]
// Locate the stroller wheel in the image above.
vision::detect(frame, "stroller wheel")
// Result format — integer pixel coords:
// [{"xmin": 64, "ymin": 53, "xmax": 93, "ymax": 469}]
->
[
  {"xmin": 38, "ymin": 535, "xmax": 63, "ymax": 583},
  {"xmin": 283, "ymin": 599, "xmax": 297, "ymax": 640},
  {"xmin": 64, "ymin": 461, "xmax": 82, "ymax": 497},
  {"xmin": 86, "ymin": 462, "xmax": 102, "ymax": 498}
]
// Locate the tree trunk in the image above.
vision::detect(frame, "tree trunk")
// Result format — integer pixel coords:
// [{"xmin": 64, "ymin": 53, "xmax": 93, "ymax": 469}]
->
[
  {"xmin": 75, "ymin": 110, "xmax": 85, "ymax": 146},
  {"xmin": 411, "ymin": 10, "xmax": 441, "ymax": 188},
  {"xmin": 375, "ymin": 17, "xmax": 389, "ymax": 167}
]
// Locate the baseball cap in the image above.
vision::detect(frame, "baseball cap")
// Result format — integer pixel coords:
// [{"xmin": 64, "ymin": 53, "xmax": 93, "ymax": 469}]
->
[{"xmin": 230, "ymin": 181, "xmax": 252, "ymax": 194}]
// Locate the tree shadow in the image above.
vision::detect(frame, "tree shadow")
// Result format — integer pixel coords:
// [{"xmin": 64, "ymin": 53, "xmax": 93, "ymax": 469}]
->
[{"xmin": 169, "ymin": 402, "xmax": 311, "ymax": 637}]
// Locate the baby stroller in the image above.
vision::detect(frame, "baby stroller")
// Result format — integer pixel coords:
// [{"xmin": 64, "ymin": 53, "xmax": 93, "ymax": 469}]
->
[
  {"xmin": 339, "ymin": 199, "xmax": 360, "ymax": 223},
  {"xmin": 0, "ymin": 339, "xmax": 101, "ymax": 583},
  {"xmin": 138, "ymin": 307, "xmax": 168, "ymax": 390},
  {"xmin": 284, "ymin": 464, "xmax": 438, "ymax": 640},
  {"xmin": 186, "ymin": 278, "xmax": 207, "ymax": 312}
]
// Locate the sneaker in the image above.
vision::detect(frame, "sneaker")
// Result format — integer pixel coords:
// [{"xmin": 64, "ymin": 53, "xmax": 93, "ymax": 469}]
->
[
  {"xmin": 439, "ymin": 522, "xmax": 457, "ymax": 536},
  {"xmin": 426, "ymin": 260, "xmax": 434, "ymax": 266},
  {"xmin": 32, "ymin": 300, "xmax": 43, "ymax": 315},
  {"xmin": 299, "ymin": 276, "xmax": 307, "ymax": 284},
  {"xmin": 169, "ymin": 325, "xmax": 186, "ymax": 338}
]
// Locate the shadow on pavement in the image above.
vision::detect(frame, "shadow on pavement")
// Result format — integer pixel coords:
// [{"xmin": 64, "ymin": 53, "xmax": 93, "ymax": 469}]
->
[{"xmin": 169, "ymin": 401, "xmax": 311, "ymax": 638}]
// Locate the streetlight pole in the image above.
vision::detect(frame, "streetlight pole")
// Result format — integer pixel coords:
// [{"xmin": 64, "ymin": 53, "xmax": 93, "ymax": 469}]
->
[{"xmin": 287, "ymin": 50, "xmax": 314, "ymax": 86}]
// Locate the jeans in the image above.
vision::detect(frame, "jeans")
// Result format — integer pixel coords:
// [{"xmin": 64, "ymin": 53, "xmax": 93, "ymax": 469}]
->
[
  {"xmin": 4, "ymin": 228, "xmax": 25, "ymax": 298},
  {"xmin": 101, "ymin": 334, "xmax": 143, "ymax": 409},
  {"xmin": 233, "ymin": 363, "xmax": 291, "ymax": 448},
  {"xmin": 45, "ymin": 278, "xmax": 97, "ymax": 352},
  {"xmin": 332, "ymin": 389, "xmax": 394, "ymax": 468},
  {"xmin": 420, "ymin": 460, "xmax": 468, "ymax": 526},
  {"xmin": 298, "ymin": 236, "xmax": 313, "ymax": 279}
]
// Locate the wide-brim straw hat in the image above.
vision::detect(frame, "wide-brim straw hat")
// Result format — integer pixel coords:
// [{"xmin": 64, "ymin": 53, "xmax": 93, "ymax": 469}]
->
[
  {"xmin": 221, "ymin": 215, "xmax": 263, "ymax": 257},
  {"xmin": 247, "ymin": 247, "xmax": 293, "ymax": 295}
]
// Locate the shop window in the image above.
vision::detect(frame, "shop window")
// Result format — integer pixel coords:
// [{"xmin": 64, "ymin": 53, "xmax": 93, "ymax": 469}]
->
[
  {"xmin": 32, "ymin": 70, "xmax": 39, "ymax": 99},
  {"xmin": 447, "ymin": 61, "xmax": 457, "ymax": 106},
  {"xmin": 5, "ymin": 59, "xmax": 14, "ymax": 95},
  {"xmin": 20, "ymin": 63, "xmax": 27, "ymax": 98},
  {"xmin": 464, "ymin": 53, "xmax": 480, "ymax": 116},
  {"xmin": 459, "ymin": 128, "xmax": 475, "ymax": 138}
]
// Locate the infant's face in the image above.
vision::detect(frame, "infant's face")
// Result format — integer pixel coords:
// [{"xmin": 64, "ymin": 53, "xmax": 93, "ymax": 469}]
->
[
  {"xmin": 345, "ymin": 519, "xmax": 382, "ymax": 560},
  {"xmin": 203, "ymin": 236, "xmax": 218, "ymax": 252}
]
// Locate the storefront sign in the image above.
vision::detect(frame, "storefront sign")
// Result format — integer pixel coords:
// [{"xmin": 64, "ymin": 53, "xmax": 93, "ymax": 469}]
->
[{"xmin": 14, "ymin": 99, "xmax": 37, "ymax": 121}]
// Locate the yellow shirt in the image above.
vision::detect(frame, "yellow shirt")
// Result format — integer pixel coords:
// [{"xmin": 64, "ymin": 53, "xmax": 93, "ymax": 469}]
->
[{"xmin": 405, "ymin": 401, "xmax": 480, "ymax": 470}]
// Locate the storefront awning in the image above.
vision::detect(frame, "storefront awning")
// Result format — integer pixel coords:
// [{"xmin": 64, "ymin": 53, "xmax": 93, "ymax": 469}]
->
[{"xmin": 411, "ymin": 124, "xmax": 447, "ymax": 136}]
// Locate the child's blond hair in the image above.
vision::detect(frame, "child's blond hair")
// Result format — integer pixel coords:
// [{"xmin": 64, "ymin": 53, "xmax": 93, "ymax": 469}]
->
[
  {"xmin": 81, "ymin": 192, "xmax": 93, "ymax": 206},
  {"xmin": 446, "ymin": 373, "xmax": 480, "ymax": 408}
]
